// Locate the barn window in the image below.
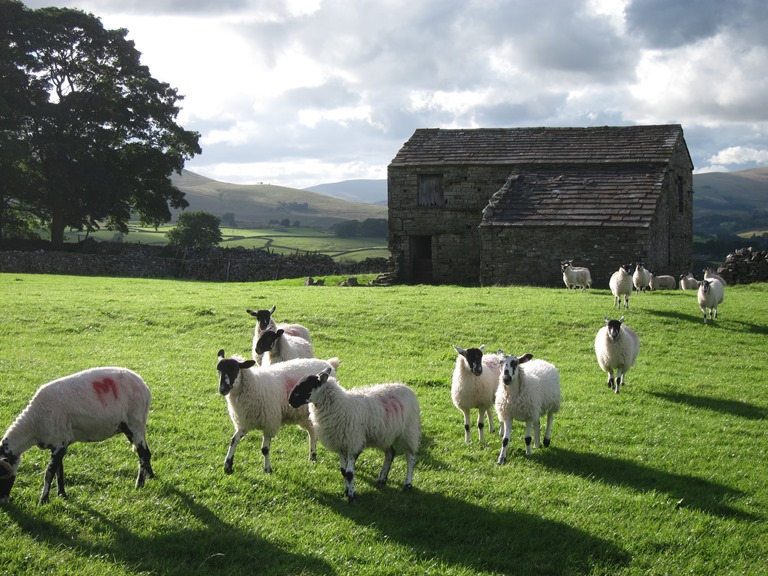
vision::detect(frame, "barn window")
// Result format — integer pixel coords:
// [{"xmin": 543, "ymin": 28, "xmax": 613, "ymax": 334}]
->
[
  {"xmin": 418, "ymin": 174, "xmax": 444, "ymax": 206},
  {"xmin": 677, "ymin": 176, "xmax": 685, "ymax": 213}
]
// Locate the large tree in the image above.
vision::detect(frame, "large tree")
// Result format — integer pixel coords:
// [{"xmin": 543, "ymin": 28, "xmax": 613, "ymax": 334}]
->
[{"xmin": 0, "ymin": 0, "xmax": 201, "ymax": 246}]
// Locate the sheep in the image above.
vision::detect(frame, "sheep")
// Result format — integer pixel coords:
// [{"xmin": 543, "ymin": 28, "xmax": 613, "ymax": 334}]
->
[
  {"xmin": 0, "ymin": 367, "xmax": 153, "ymax": 505},
  {"xmin": 633, "ymin": 263, "xmax": 652, "ymax": 293},
  {"xmin": 703, "ymin": 267, "xmax": 727, "ymax": 286},
  {"xmin": 216, "ymin": 350, "xmax": 339, "ymax": 475},
  {"xmin": 289, "ymin": 367, "xmax": 421, "ymax": 503},
  {"xmin": 609, "ymin": 264, "xmax": 633, "ymax": 309},
  {"xmin": 255, "ymin": 329, "xmax": 314, "ymax": 367},
  {"xmin": 561, "ymin": 260, "xmax": 592, "ymax": 292},
  {"xmin": 697, "ymin": 279, "xmax": 724, "ymax": 324},
  {"xmin": 594, "ymin": 316, "xmax": 640, "ymax": 394},
  {"xmin": 679, "ymin": 272, "xmax": 699, "ymax": 291},
  {"xmin": 246, "ymin": 305, "xmax": 311, "ymax": 364},
  {"xmin": 649, "ymin": 273, "xmax": 677, "ymax": 290},
  {"xmin": 494, "ymin": 352, "xmax": 561, "ymax": 464},
  {"xmin": 451, "ymin": 345, "xmax": 501, "ymax": 443}
]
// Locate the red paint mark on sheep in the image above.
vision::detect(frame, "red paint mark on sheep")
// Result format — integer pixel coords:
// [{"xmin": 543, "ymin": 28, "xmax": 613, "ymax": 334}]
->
[
  {"xmin": 284, "ymin": 377, "xmax": 298, "ymax": 398},
  {"xmin": 92, "ymin": 378, "xmax": 119, "ymax": 406},
  {"xmin": 381, "ymin": 396, "xmax": 403, "ymax": 421}
]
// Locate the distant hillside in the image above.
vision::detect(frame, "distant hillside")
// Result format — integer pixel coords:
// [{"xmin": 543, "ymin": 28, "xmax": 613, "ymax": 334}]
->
[
  {"xmin": 304, "ymin": 179, "xmax": 387, "ymax": 205},
  {"xmin": 693, "ymin": 167, "xmax": 768, "ymax": 233},
  {"xmin": 170, "ymin": 171, "xmax": 387, "ymax": 229}
]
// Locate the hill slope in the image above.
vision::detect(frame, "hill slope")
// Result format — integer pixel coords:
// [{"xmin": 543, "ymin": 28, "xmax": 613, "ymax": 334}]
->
[
  {"xmin": 170, "ymin": 171, "xmax": 387, "ymax": 229},
  {"xmin": 693, "ymin": 167, "xmax": 768, "ymax": 232},
  {"xmin": 304, "ymin": 179, "xmax": 387, "ymax": 205}
]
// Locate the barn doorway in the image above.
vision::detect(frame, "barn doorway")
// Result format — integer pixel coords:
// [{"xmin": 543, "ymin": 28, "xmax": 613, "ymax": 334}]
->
[{"xmin": 410, "ymin": 235, "xmax": 433, "ymax": 284}]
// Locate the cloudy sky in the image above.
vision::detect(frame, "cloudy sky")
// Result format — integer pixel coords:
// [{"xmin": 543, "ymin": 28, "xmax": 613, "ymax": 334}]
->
[{"xmin": 22, "ymin": 0, "xmax": 768, "ymax": 188}]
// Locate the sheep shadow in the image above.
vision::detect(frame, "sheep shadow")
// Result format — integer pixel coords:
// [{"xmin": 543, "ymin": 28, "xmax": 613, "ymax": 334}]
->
[
  {"xmin": 644, "ymin": 308, "xmax": 768, "ymax": 333},
  {"xmin": 649, "ymin": 391, "xmax": 767, "ymax": 420},
  {"xmin": 3, "ymin": 485, "xmax": 333, "ymax": 576},
  {"xmin": 536, "ymin": 448, "xmax": 754, "ymax": 520},
  {"xmin": 314, "ymin": 488, "xmax": 630, "ymax": 575}
]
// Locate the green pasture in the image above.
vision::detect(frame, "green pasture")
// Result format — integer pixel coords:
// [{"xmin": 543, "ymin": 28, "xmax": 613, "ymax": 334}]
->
[{"xmin": 0, "ymin": 274, "xmax": 766, "ymax": 575}]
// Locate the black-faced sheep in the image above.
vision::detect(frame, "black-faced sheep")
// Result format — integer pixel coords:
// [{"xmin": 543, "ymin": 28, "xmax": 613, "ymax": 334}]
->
[
  {"xmin": 0, "ymin": 367, "xmax": 153, "ymax": 504},
  {"xmin": 697, "ymin": 279, "xmax": 724, "ymax": 324},
  {"xmin": 246, "ymin": 306, "xmax": 311, "ymax": 364},
  {"xmin": 679, "ymin": 272, "xmax": 699, "ymax": 290},
  {"xmin": 610, "ymin": 264, "xmax": 633, "ymax": 309},
  {"xmin": 633, "ymin": 263, "xmax": 651, "ymax": 293},
  {"xmin": 561, "ymin": 260, "xmax": 592, "ymax": 292},
  {"xmin": 255, "ymin": 329, "xmax": 314, "ymax": 367},
  {"xmin": 594, "ymin": 316, "xmax": 640, "ymax": 394},
  {"xmin": 216, "ymin": 350, "xmax": 339, "ymax": 475},
  {"xmin": 289, "ymin": 367, "xmax": 421, "ymax": 503},
  {"xmin": 494, "ymin": 352, "xmax": 561, "ymax": 464},
  {"xmin": 451, "ymin": 345, "xmax": 500, "ymax": 443},
  {"xmin": 703, "ymin": 267, "xmax": 727, "ymax": 286}
]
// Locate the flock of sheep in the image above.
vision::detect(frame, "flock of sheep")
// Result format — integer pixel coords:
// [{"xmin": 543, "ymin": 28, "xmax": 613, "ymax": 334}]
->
[{"xmin": 0, "ymin": 263, "xmax": 727, "ymax": 505}]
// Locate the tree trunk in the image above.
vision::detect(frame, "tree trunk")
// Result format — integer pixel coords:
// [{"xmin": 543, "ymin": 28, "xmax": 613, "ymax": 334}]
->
[{"xmin": 50, "ymin": 209, "xmax": 66, "ymax": 248}]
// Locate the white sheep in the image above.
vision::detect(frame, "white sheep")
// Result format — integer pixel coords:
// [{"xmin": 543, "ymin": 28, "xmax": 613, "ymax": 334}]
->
[
  {"xmin": 594, "ymin": 316, "xmax": 640, "ymax": 394},
  {"xmin": 633, "ymin": 263, "xmax": 651, "ymax": 293},
  {"xmin": 246, "ymin": 305, "xmax": 311, "ymax": 364},
  {"xmin": 609, "ymin": 264, "xmax": 633, "ymax": 309},
  {"xmin": 451, "ymin": 345, "xmax": 500, "ymax": 443},
  {"xmin": 256, "ymin": 329, "xmax": 314, "ymax": 367},
  {"xmin": 697, "ymin": 279, "xmax": 724, "ymax": 324},
  {"xmin": 679, "ymin": 272, "xmax": 699, "ymax": 290},
  {"xmin": 216, "ymin": 350, "xmax": 339, "ymax": 475},
  {"xmin": 494, "ymin": 352, "xmax": 561, "ymax": 464},
  {"xmin": 649, "ymin": 273, "xmax": 677, "ymax": 290},
  {"xmin": 289, "ymin": 367, "xmax": 421, "ymax": 502},
  {"xmin": 703, "ymin": 267, "xmax": 727, "ymax": 286},
  {"xmin": 0, "ymin": 367, "xmax": 153, "ymax": 505},
  {"xmin": 561, "ymin": 260, "xmax": 592, "ymax": 291}
]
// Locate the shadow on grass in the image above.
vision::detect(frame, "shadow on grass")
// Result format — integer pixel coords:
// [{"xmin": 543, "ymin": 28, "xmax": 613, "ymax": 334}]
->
[
  {"xmin": 537, "ymin": 448, "xmax": 755, "ymax": 520},
  {"xmin": 644, "ymin": 308, "xmax": 768, "ymax": 334},
  {"xmin": 649, "ymin": 390, "xmax": 767, "ymax": 420},
  {"xmin": 315, "ymin": 487, "xmax": 630, "ymax": 575},
  {"xmin": 5, "ymin": 485, "xmax": 333, "ymax": 576}
]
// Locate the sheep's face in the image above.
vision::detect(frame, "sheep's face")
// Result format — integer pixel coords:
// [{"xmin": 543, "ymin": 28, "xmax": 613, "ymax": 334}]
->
[
  {"xmin": 604, "ymin": 317, "xmax": 625, "ymax": 342},
  {"xmin": 699, "ymin": 280, "xmax": 712, "ymax": 294},
  {"xmin": 456, "ymin": 345, "xmax": 485, "ymax": 376},
  {"xmin": 561, "ymin": 261, "xmax": 571, "ymax": 273},
  {"xmin": 255, "ymin": 329, "xmax": 283, "ymax": 355},
  {"xmin": 289, "ymin": 368, "xmax": 331, "ymax": 408},
  {"xmin": 501, "ymin": 353, "xmax": 533, "ymax": 385},
  {"xmin": 0, "ymin": 454, "xmax": 18, "ymax": 503},
  {"xmin": 216, "ymin": 350, "xmax": 256, "ymax": 395},
  {"xmin": 247, "ymin": 306, "xmax": 275, "ymax": 331}
]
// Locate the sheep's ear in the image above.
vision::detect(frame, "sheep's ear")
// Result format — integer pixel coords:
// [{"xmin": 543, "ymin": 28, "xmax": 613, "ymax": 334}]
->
[
  {"xmin": 218, "ymin": 349, "xmax": 226, "ymax": 360},
  {"xmin": 619, "ymin": 316, "xmax": 625, "ymax": 323},
  {"xmin": 246, "ymin": 309, "xmax": 257, "ymax": 317},
  {"xmin": 603, "ymin": 316, "xmax": 610, "ymax": 324},
  {"xmin": 240, "ymin": 360, "xmax": 257, "ymax": 370},
  {"xmin": 269, "ymin": 305, "xmax": 276, "ymax": 314},
  {"xmin": 497, "ymin": 349, "xmax": 504, "ymax": 356},
  {"xmin": 453, "ymin": 345, "xmax": 466, "ymax": 356},
  {"xmin": 276, "ymin": 328, "xmax": 285, "ymax": 337},
  {"xmin": 318, "ymin": 368, "xmax": 332, "ymax": 383},
  {"xmin": 479, "ymin": 344, "xmax": 485, "ymax": 352},
  {"xmin": 519, "ymin": 353, "xmax": 533, "ymax": 364}
]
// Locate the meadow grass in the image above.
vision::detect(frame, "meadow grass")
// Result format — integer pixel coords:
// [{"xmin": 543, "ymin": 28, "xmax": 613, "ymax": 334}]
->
[{"xmin": 0, "ymin": 273, "xmax": 766, "ymax": 575}]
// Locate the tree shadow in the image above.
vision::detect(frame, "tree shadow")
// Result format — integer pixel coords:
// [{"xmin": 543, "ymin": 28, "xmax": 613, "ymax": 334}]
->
[
  {"xmin": 649, "ymin": 390, "xmax": 767, "ymax": 420},
  {"xmin": 644, "ymin": 308, "xmax": 768, "ymax": 334},
  {"xmin": 4, "ymin": 485, "xmax": 333, "ymax": 575},
  {"xmin": 536, "ymin": 448, "xmax": 755, "ymax": 520}
]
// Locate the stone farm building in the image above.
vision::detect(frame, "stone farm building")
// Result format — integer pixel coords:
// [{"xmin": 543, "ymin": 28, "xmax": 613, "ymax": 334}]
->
[{"xmin": 387, "ymin": 124, "xmax": 694, "ymax": 286}]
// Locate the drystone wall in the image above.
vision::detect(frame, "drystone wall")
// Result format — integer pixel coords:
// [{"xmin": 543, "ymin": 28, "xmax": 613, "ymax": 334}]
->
[{"xmin": 716, "ymin": 247, "xmax": 768, "ymax": 285}]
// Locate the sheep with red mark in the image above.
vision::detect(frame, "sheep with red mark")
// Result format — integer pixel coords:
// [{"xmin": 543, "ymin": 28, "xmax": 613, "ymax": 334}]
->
[
  {"xmin": 246, "ymin": 306, "xmax": 311, "ymax": 364},
  {"xmin": 451, "ymin": 344, "xmax": 500, "ymax": 443},
  {"xmin": 216, "ymin": 350, "xmax": 339, "ymax": 475},
  {"xmin": 0, "ymin": 367, "xmax": 153, "ymax": 505},
  {"xmin": 289, "ymin": 368, "xmax": 421, "ymax": 503},
  {"xmin": 255, "ymin": 329, "xmax": 314, "ymax": 367}
]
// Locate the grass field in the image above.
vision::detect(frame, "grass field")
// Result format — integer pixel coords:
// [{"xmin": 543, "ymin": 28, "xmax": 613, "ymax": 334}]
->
[{"xmin": 0, "ymin": 274, "xmax": 766, "ymax": 575}]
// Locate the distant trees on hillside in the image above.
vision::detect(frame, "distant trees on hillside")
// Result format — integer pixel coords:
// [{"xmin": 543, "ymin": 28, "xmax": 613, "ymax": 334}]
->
[
  {"xmin": 166, "ymin": 211, "xmax": 222, "ymax": 249},
  {"xmin": 332, "ymin": 218, "xmax": 387, "ymax": 238}
]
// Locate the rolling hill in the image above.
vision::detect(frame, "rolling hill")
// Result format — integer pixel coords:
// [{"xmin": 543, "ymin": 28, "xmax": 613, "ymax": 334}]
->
[
  {"xmin": 693, "ymin": 167, "xmax": 768, "ymax": 233},
  {"xmin": 304, "ymin": 179, "xmax": 387, "ymax": 205}
]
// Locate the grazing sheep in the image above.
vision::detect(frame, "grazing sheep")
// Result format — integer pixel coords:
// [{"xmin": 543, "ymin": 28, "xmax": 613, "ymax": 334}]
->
[
  {"xmin": 610, "ymin": 264, "xmax": 633, "ymax": 309},
  {"xmin": 246, "ymin": 306, "xmax": 311, "ymax": 364},
  {"xmin": 495, "ymin": 352, "xmax": 561, "ymax": 464},
  {"xmin": 216, "ymin": 350, "xmax": 339, "ymax": 475},
  {"xmin": 451, "ymin": 345, "xmax": 500, "ymax": 443},
  {"xmin": 0, "ymin": 367, "xmax": 153, "ymax": 505},
  {"xmin": 561, "ymin": 260, "xmax": 592, "ymax": 292},
  {"xmin": 703, "ymin": 267, "xmax": 727, "ymax": 286},
  {"xmin": 256, "ymin": 329, "xmax": 314, "ymax": 367},
  {"xmin": 633, "ymin": 263, "xmax": 652, "ymax": 293},
  {"xmin": 594, "ymin": 316, "xmax": 640, "ymax": 394},
  {"xmin": 679, "ymin": 272, "xmax": 699, "ymax": 291},
  {"xmin": 697, "ymin": 279, "xmax": 724, "ymax": 324},
  {"xmin": 289, "ymin": 367, "xmax": 421, "ymax": 502},
  {"xmin": 649, "ymin": 273, "xmax": 677, "ymax": 290}
]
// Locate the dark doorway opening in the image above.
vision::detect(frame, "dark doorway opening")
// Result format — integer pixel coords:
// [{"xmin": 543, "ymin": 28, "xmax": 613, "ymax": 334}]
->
[{"xmin": 411, "ymin": 235, "xmax": 433, "ymax": 284}]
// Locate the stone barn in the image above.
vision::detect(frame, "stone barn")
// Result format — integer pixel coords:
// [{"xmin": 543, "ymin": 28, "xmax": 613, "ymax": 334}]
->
[{"xmin": 387, "ymin": 125, "xmax": 693, "ymax": 286}]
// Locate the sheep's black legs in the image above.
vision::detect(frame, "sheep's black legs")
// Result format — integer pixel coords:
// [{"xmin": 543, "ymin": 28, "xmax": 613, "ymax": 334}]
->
[
  {"xmin": 224, "ymin": 430, "xmax": 246, "ymax": 474},
  {"xmin": 40, "ymin": 447, "xmax": 67, "ymax": 504},
  {"xmin": 377, "ymin": 447, "xmax": 396, "ymax": 486},
  {"xmin": 120, "ymin": 422, "xmax": 154, "ymax": 487}
]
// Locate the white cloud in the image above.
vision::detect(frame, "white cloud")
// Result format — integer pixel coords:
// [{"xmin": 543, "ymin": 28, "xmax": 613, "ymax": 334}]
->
[{"xmin": 708, "ymin": 146, "xmax": 768, "ymax": 165}]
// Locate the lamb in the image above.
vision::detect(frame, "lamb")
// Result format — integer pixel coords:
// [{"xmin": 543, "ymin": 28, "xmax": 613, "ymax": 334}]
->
[
  {"xmin": 494, "ymin": 352, "xmax": 561, "ymax": 464},
  {"xmin": 289, "ymin": 367, "xmax": 421, "ymax": 503},
  {"xmin": 633, "ymin": 263, "xmax": 652, "ymax": 293},
  {"xmin": 703, "ymin": 267, "xmax": 727, "ymax": 286},
  {"xmin": 216, "ymin": 350, "xmax": 339, "ymax": 475},
  {"xmin": 255, "ymin": 329, "xmax": 314, "ymax": 367},
  {"xmin": 609, "ymin": 264, "xmax": 633, "ymax": 309},
  {"xmin": 649, "ymin": 273, "xmax": 677, "ymax": 290},
  {"xmin": 697, "ymin": 279, "xmax": 724, "ymax": 324},
  {"xmin": 0, "ymin": 367, "xmax": 153, "ymax": 505},
  {"xmin": 594, "ymin": 316, "xmax": 640, "ymax": 394},
  {"xmin": 679, "ymin": 272, "xmax": 699, "ymax": 291},
  {"xmin": 561, "ymin": 260, "xmax": 592, "ymax": 292},
  {"xmin": 246, "ymin": 306, "xmax": 311, "ymax": 364},
  {"xmin": 451, "ymin": 345, "xmax": 501, "ymax": 443}
]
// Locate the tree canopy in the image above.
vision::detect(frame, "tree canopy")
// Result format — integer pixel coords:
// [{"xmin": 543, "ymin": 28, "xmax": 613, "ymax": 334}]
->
[
  {"xmin": 0, "ymin": 0, "xmax": 201, "ymax": 245},
  {"xmin": 166, "ymin": 211, "xmax": 222, "ymax": 249}
]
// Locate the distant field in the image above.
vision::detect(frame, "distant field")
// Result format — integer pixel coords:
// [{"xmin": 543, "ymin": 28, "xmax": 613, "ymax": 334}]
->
[{"xmin": 66, "ymin": 224, "xmax": 389, "ymax": 261}]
